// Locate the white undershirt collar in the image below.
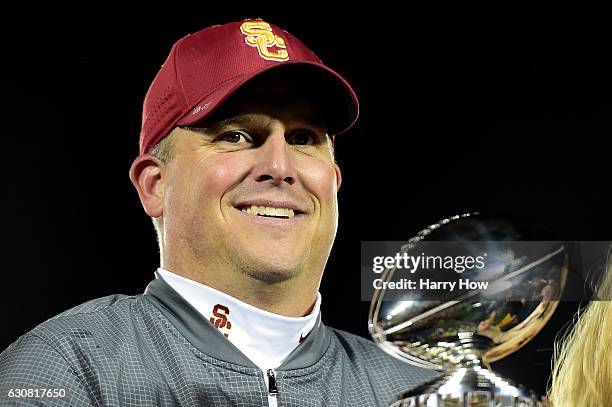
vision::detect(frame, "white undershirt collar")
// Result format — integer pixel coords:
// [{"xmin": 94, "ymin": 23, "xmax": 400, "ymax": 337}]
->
[{"xmin": 156, "ymin": 268, "xmax": 321, "ymax": 371}]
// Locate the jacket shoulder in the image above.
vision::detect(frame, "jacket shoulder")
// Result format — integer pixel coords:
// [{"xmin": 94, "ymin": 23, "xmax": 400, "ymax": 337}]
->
[
  {"xmin": 327, "ymin": 327, "xmax": 440, "ymax": 382},
  {"xmin": 327, "ymin": 327, "xmax": 393, "ymax": 361},
  {"xmin": 29, "ymin": 293, "xmax": 140, "ymax": 340},
  {"xmin": 0, "ymin": 333, "xmax": 96, "ymax": 405},
  {"xmin": 0, "ymin": 294, "xmax": 146, "ymax": 405},
  {"xmin": 4, "ymin": 292, "xmax": 155, "ymax": 366}
]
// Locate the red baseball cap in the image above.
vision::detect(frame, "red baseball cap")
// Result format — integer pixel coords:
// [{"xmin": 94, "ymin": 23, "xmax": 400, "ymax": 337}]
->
[{"xmin": 139, "ymin": 19, "xmax": 359, "ymax": 156}]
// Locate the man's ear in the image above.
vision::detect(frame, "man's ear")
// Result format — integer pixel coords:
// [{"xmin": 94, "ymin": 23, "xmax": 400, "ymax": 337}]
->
[
  {"xmin": 129, "ymin": 155, "xmax": 165, "ymax": 218},
  {"xmin": 334, "ymin": 164, "xmax": 343, "ymax": 191}
]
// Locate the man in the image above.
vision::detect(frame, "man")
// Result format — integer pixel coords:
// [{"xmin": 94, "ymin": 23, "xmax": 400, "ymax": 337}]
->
[{"xmin": 0, "ymin": 20, "xmax": 437, "ymax": 406}]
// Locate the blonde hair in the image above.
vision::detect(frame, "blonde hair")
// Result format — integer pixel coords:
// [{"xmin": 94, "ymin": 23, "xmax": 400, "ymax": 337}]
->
[{"xmin": 548, "ymin": 248, "xmax": 612, "ymax": 407}]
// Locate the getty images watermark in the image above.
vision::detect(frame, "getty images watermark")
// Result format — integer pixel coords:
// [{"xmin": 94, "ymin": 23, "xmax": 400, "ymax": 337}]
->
[
  {"xmin": 372, "ymin": 251, "xmax": 489, "ymax": 291},
  {"xmin": 361, "ymin": 241, "xmax": 612, "ymax": 301}
]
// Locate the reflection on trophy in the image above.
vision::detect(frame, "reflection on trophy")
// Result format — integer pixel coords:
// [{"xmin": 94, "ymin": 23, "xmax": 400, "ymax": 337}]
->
[{"xmin": 369, "ymin": 214, "xmax": 568, "ymax": 406}]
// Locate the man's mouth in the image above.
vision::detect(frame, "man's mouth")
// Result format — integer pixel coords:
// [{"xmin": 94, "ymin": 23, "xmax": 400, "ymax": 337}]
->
[{"xmin": 239, "ymin": 205, "xmax": 301, "ymax": 219}]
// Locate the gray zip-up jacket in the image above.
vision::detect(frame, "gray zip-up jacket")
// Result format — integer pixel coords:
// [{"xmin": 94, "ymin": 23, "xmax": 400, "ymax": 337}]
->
[{"xmin": 0, "ymin": 274, "xmax": 438, "ymax": 406}]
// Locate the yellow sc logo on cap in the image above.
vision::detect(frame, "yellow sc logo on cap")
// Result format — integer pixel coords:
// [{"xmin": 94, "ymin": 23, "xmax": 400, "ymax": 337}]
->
[{"xmin": 240, "ymin": 21, "xmax": 289, "ymax": 62}]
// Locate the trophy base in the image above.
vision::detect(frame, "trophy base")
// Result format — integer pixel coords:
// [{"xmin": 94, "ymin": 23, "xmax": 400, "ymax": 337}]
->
[{"xmin": 392, "ymin": 366, "xmax": 546, "ymax": 406}]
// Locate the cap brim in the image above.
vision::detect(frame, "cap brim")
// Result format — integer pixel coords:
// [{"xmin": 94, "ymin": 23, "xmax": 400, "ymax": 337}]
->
[{"xmin": 176, "ymin": 61, "xmax": 359, "ymax": 136}]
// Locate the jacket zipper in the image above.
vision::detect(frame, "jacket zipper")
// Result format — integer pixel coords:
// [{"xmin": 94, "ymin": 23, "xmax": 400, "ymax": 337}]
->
[
  {"xmin": 267, "ymin": 368, "xmax": 278, "ymax": 396},
  {"xmin": 266, "ymin": 369, "xmax": 278, "ymax": 407}
]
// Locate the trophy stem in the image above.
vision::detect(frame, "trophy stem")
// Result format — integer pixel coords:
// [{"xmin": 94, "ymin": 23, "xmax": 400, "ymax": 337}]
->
[{"xmin": 392, "ymin": 362, "xmax": 546, "ymax": 406}]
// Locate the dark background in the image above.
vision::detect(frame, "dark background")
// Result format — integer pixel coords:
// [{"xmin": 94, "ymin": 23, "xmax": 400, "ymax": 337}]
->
[{"xmin": 2, "ymin": 8, "xmax": 611, "ymax": 396}]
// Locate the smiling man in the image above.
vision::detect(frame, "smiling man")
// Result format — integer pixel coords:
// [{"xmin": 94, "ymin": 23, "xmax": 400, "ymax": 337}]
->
[{"xmin": 0, "ymin": 20, "xmax": 436, "ymax": 406}]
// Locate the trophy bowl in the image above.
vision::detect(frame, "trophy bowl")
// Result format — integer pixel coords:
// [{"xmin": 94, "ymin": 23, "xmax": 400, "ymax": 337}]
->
[{"xmin": 368, "ymin": 213, "xmax": 568, "ymax": 406}]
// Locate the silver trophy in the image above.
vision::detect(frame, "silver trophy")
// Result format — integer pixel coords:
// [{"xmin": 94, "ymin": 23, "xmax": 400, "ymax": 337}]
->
[{"xmin": 369, "ymin": 214, "xmax": 568, "ymax": 406}]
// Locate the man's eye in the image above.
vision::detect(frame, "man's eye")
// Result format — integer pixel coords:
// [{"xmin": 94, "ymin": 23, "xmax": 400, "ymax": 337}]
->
[
  {"xmin": 288, "ymin": 130, "xmax": 319, "ymax": 145},
  {"xmin": 215, "ymin": 131, "xmax": 251, "ymax": 143}
]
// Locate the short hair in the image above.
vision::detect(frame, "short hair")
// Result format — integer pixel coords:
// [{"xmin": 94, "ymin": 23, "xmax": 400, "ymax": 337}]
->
[
  {"xmin": 148, "ymin": 131, "xmax": 177, "ymax": 164},
  {"xmin": 148, "ymin": 131, "xmax": 177, "ymax": 248}
]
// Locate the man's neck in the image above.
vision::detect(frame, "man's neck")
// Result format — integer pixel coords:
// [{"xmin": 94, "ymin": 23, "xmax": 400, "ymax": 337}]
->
[{"xmin": 161, "ymin": 260, "xmax": 320, "ymax": 317}]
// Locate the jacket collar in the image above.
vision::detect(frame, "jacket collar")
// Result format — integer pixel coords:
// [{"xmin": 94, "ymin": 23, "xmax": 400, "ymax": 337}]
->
[{"xmin": 144, "ymin": 271, "xmax": 331, "ymax": 370}]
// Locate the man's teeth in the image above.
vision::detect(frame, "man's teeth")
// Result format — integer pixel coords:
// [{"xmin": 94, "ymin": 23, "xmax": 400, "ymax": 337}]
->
[{"xmin": 241, "ymin": 205, "xmax": 295, "ymax": 218}]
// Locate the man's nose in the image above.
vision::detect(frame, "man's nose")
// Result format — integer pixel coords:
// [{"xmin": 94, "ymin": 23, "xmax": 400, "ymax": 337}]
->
[{"xmin": 253, "ymin": 131, "xmax": 296, "ymax": 186}]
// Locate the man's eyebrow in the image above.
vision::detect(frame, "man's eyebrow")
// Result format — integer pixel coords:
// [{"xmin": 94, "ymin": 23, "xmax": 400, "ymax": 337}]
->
[{"xmin": 190, "ymin": 114, "xmax": 261, "ymax": 135}]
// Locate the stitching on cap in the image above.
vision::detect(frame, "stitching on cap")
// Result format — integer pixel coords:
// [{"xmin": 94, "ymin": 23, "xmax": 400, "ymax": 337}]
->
[{"xmin": 174, "ymin": 37, "xmax": 191, "ymax": 107}]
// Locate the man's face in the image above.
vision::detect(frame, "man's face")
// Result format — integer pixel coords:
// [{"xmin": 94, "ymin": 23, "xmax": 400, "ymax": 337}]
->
[{"xmin": 160, "ymin": 81, "xmax": 342, "ymax": 284}]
